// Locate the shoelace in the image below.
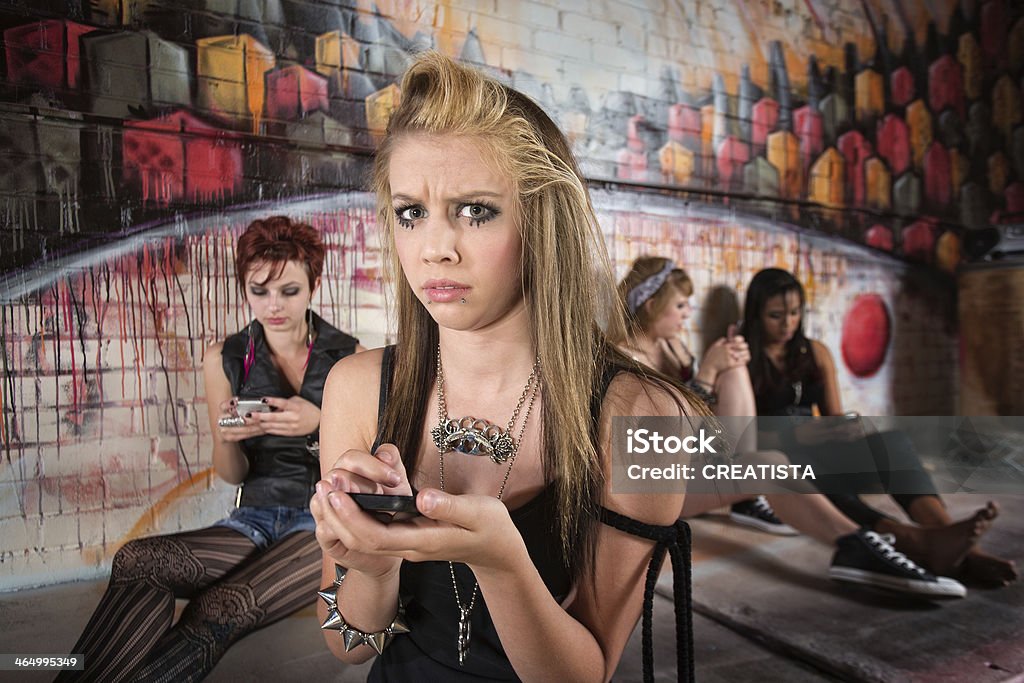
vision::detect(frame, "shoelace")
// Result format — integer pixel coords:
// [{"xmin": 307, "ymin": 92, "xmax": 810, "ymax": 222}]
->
[
  {"xmin": 752, "ymin": 496, "xmax": 779, "ymax": 520},
  {"xmin": 864, "ymin": 531, "xmax": 926, "ymax": 575}
]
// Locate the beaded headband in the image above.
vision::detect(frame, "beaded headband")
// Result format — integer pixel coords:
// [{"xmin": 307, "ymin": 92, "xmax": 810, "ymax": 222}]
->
[{"xmin": 626, "ymin": 260, "xmax": 676, "ymax": 313}]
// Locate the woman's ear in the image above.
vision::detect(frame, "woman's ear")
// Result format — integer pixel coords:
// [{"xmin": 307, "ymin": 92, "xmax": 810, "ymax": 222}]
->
[{"xmin": 311, "ymin": 276, "xmax": 322, "ymax": 299}]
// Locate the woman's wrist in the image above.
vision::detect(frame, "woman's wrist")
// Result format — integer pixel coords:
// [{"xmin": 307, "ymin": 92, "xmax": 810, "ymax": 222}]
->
[
  {"xmin": 347, "ymin": 560, "xmax": 403, "ymax": 585},
  {"xmin": 693, "ymin": 366, "xmax": 718, "ymax": 389},
  {"xmin": 321, "ymin": 564, "xmax": 405, "ymax": 646},
  {"xmin": 472, "ymin": 533, "xmax": 532, "ymax": 585}
]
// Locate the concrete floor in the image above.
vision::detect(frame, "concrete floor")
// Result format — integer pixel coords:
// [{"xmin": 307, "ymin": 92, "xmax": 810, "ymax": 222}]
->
[{"xmin": 1, "ymin": 493, "xmax": 1020, "ymax": 682}]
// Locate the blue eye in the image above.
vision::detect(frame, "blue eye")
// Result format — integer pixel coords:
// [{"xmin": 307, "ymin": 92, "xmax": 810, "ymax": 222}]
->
[
  {"xmin": 395, "ymin": 205, "xmax": 426, "ymax": 229},
  {"xmin": 458, "ymin": 202, "xmax": 500, "ymax": 227}
]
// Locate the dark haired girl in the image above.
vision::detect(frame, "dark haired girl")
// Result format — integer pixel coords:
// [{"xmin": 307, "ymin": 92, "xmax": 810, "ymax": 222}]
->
[{"xmin": 745, "ymin": 267, "xmax": 1017, "ymax": 586}]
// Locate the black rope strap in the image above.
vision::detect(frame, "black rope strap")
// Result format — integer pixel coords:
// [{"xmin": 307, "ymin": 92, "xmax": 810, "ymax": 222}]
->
[{"xmin": 600, "ymin": 508, "xmax": 694, "ymax": 683}]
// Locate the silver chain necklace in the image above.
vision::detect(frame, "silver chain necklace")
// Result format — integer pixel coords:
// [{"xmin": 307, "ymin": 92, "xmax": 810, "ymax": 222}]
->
[
  {"xmin": 431, "ymin": 345, "xmax": 540, "ymax": 464},
  {"xmin": 434, "ymin": 346, "xmax": 541, "ymax": 666}
]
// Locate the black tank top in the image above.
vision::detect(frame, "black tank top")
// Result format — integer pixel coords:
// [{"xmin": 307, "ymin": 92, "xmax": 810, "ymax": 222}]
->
[
  {"xmin": 754, "ymin": 352, "xmax": 825, "ymax": 417},
  {"xmin": 221, "ymin": 312, "xmax": 358, "ymax": 508},
  {"xmin": 366, "ymin": 346, "xmax": 695, "ymax": 682}
]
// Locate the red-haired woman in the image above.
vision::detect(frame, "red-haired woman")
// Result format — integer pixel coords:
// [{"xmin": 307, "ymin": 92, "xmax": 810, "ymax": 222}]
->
[{"xmin": 59, "ymin": 217, "xmax": 362, "ymax": 682}]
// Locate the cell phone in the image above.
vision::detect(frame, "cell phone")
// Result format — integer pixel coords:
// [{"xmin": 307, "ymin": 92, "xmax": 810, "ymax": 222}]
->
[
  {"xmin": 349, "ymin": 493, "xmax": 420, "ymax": 515},
  {"xmin": 236, "ymin": 399, "xmax": 273, "ymax": 415}
]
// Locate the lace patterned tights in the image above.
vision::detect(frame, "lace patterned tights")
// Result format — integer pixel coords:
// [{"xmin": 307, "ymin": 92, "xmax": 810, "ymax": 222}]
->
[{"xmin": 55, "ymin": 527, "xmax": 321, "ymax": 683}]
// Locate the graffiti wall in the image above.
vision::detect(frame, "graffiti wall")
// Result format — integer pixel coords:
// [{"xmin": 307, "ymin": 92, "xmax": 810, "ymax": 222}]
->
[
  {"xmin": 0, "ymin": 191, "xmax": 956, "ymax": 589},
  {"xmin": 1, "ymin": 0, "xmax": 1022, "ymax": 274},
  {"xmin": 0, "ymin": 0, "xmax": 999, "ymax": 587}
]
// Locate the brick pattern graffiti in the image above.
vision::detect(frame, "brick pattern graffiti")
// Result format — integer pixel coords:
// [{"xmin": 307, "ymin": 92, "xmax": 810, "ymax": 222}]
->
[
  {"xmin": 0, "ymin": 2, "xmax": 1022, "ymax": 274},
  {"xmin": 0, "ymin": 191, "xmax": 956, "ymax": 588}
]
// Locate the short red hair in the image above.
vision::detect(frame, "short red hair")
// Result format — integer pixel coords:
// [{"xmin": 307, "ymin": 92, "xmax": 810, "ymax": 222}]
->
[{"xmin": 234, "ymin": 216, "xmax": 325, "ymax": 290}]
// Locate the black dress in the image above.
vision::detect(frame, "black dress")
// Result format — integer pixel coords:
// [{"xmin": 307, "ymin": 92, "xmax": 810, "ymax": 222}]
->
[{"xmin": 364, "ymin": 347, "xmax": 694, "ymax": 682}]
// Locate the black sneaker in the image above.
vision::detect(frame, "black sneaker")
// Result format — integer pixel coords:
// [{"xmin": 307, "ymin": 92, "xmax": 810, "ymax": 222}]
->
[
  {"xmin": 729, "ymin": 496, "xmax": 798, "ymax": 535},
  {"xmin": 829, "ymin": 530, "xmax": 967, "ymax": 598}
]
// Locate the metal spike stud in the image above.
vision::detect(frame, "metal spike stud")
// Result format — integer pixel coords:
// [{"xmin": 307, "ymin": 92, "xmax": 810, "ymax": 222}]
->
[
  {"xmin": 321, "ymin": 608, "xmax": 345, "ymax": 631},
  {"xmin": 343, "ymin": 629, "xmax": 365, "ymax": 652},
  {"xmin": 366, "ymin": 630, "xmax": 389, "ymax": 655},
  {"xmin": 389, "ymin": 615, "xmax": 411, "ymax": 635},
  {"xmin": 317, "ymin": 587, "xmax": 338, "ymax": 606}
]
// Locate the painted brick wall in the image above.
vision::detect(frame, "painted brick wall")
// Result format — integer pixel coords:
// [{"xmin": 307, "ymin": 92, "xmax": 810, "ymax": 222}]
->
[
  {"xmin": 0, "ymin": 191, "xmax": 956, "ymax": 589},
  {"xmin": 2, "ymin": 1, "xmax": 1021, "ymax": 273},
  {"xmin": 0, "ymin": 0, "xmax": 999, "ymax": 588}
]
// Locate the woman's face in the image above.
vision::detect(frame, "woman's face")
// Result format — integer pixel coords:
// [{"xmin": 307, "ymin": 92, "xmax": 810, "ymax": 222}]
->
[
  {"xmin": 647, "ymin": 288, "xmax": 692, "ymax": 340},
  {"xmin": 244, "ymin": 260, "xmax": 316, "ymax": 335},
  {"xmin": 760, "ymin": 290, "xmax": 803, "ymax": 345},
  {"xmin": 389, "ymin": 133, "xmax": 524, "ymax": 332}
]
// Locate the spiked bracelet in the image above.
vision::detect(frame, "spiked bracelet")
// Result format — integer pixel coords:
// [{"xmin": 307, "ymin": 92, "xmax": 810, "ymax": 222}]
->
[{"xmin": 318, "ymin": 564, "xmax": 410, "ymax": 654}]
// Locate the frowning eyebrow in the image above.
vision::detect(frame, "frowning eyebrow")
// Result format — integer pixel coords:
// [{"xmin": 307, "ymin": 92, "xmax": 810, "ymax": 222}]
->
[{"xmin": 392, "ymin": 191, "xmax": 505, "ymax": 203}]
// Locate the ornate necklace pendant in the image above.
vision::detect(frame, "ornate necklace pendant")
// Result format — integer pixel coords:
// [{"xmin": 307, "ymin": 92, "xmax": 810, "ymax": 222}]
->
[
  {"xmin": 457, "ymin": 606, "xmax": 472, "ymax": 665},
  {"xmin": 433, "ymin": 417, "xmax": 513, "ymax": 464},
  {"xmin": 431, "ymin": 421, "xmax": 455, "ymax": 453},
  {"xmin": 490, "ymin": 432, "xmax": 514, "ymax": 463}
]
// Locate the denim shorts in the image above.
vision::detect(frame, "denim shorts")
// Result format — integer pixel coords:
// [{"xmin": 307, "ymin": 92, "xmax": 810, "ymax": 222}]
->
[{"xmin": 214, "ymin": 505, "xmax": 316, "ymax": 550}]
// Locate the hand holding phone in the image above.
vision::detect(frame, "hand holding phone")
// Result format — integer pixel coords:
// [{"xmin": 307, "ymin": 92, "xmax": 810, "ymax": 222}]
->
[
  {"xmin": 350, "ymin": 493, "xmax": 420, "ymax": 516},
  {"xmin": 236, "ymin": 398, "xmax": 274, "ymax": 415}
]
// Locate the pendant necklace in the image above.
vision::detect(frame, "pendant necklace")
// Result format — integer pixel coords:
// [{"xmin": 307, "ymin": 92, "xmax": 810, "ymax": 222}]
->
[
  {"xmin": 432, "ymin": 345, "xmax": 540, "ymax": 464},
  {"xmin": 434, "ymin": 346, "xmax": 541, "ymax": 665}
]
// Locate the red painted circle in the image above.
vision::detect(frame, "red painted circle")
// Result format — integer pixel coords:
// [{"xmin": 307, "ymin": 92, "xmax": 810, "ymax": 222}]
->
[{"xmin": 841, "ymin": 294, "xmax": 890, "ymax": 377}]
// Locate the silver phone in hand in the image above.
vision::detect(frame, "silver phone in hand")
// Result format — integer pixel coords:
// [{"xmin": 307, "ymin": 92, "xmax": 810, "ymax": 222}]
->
[{"xmin": 236, "ymin": 399, "xmax": 274, "ymax": 415}]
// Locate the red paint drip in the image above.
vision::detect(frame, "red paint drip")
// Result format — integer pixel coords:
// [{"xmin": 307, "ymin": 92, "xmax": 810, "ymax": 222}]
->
[{"xmin": 61, "ymin": 282, "xmax": 79, "ymax": 412}]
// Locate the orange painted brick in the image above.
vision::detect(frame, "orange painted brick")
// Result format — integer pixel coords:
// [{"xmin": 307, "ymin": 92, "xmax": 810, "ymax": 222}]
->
[
  {"xmin": 992, "ymin": 75, "xmax": 1022, "ymax": 142},
  {"xmin": 855, "ymin": 68, "xmax": 883, "ymax": 121},
  {"xmin": 864, "ymin": 157, "xmax": 891, "ymax": 210},
  {"xmin": 366, "ymin": 84, "xmax": 402, "ymax": 143},
  {"xmin": 658, "ymin": 140, "xmax": 695, "ymax": 185},
  {"xmin": 808, "ymin": 147, "xmax": 844, "ymax": 207},
  {"xmin": 958, "ymin": 33, "xmax": 983, "ymax": 101},
  {"xmin": 906, "ymin": 100, "xmax": 933, "ymax": 172},
  {"xmin": 766, "ymin": 130, "xmax": 802, "ymax": 198},
  {"xmin": 196, "ymin": 34, "xmax": 276, "ymax": 133}
]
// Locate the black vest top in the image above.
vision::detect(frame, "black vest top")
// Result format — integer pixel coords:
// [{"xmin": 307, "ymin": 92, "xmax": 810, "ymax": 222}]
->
[
  {"xmin": 755, "ymin": 352, "xmax": 825, "ymax": 417},
  {"xmin": 221, "ymin": 312, "xmax": 358, "ymax": 508},
  {"xmin": 367, "ymin": 347, "xmax": 695, "ymax": 682}
]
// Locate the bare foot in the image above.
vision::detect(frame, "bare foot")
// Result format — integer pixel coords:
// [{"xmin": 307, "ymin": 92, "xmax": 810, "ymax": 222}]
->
[
  {"xmin": 960, "ymin": 550, "xmax": 1019, "ymax": 587},
  {"xmin": 879, "ymin": 503, "xmax": 998, "ymax": 576}
]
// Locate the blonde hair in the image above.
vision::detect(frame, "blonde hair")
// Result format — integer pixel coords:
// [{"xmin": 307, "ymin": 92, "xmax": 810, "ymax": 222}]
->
[
  {"xmin": 372, "ymin": 52, "xmax": 625, "ymax": 574},
  {"xmin": 613, "ymin": 256, "xmax": 694, "ymax": 341}
]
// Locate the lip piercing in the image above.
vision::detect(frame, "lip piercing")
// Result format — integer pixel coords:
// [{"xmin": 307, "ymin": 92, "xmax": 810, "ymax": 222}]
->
[{"xmin": 460, "ymin": 298, "xmax": 466, "ymax": 304}]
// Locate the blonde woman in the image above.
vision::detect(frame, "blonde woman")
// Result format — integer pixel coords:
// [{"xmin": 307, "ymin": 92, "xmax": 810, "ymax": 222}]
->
[{"xmin": 310, "ymin": 53, "xmax": 702, "ymax": 681}]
